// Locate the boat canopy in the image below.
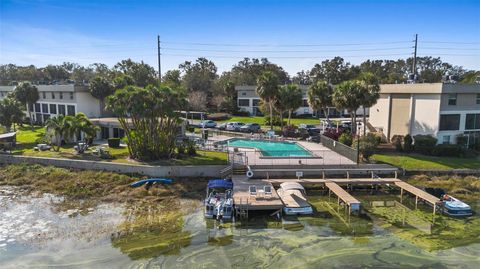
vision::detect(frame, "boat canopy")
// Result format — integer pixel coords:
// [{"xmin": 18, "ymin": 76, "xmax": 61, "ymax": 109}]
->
[
  {"xmin": 280, "ymin": 182, "xmax": 305, "ymax": 191},
  {"xmin": 208, "ymin": 179, "xmax": 233, "ymax": 189}
]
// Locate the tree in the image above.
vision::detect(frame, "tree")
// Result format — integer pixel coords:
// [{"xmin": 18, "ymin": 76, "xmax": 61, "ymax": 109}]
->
[
  {"xmin": 162, "ymin": 69, "xmax": 182, "ymax": 89},
  {"xmin": 276, "ymin": 84, "xmax": 302, "ymax": 126},
  {"xmin": 12, "ymin": 81, "xmax": 39, "ymax": 129},
  {"xmin": 113, "ymin": 74, "xmax": 135, "ymax": 90},
  {"xmin": 0, "ymin": 95, "xmax": 24, "ymax": 132},
  {"xmin": 256, "ymin": 71, "xmax": 280, "ymax": 130},
  {"xmin": 188, "ymin": 91, "xmax": 208, "ymax": 111},
  {"xmin": 45, "ymin": 114, "xmax": 73, "ymax": 151},
  {"xmin": 89, "ymin": 76, "xmax": 114, "ymax": 99},
  {"xmin": 106, "ymin": 85, "xmax": 187, "ymax": 161},
  {"xmin": 114, "ymin": 59, "xmax": 157, "ymax": 87},
  {"xmin": 229, "ymin": 58, "xmax": 290, "ymax": 85},
  {"xmin": 333, "ymin": 80, "xmax": 363, "ymax": 135},
  {"xmin": 357, "ymin": 72, "xmax": 380, "ymax": 137},
  {"xmin": 68, "ymin": 113, "xmax": 99, "ymax": 152},
  {"xmin": 222, "ymin": 81, "xmax": 237, "ymax": 114},
  {"xmin": 179, "ymin": 58, "xmax": 218, "ymax": 94},
  {"xmin": 292, "ymin": 70, "xmax": 311, "ymax": 85},
  {"xmin": 307, "ymin": 80, "xmax": 334, "ymax": 123},
  {"xmin": 309, "ymin": 57, "xmax": 358, "ymax": 84}
]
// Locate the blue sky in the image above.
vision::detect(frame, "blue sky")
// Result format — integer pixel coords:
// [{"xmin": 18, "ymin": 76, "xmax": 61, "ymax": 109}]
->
[{"xmin": 1, "ymin": 0, "xmax": 479, "ymax": 75}]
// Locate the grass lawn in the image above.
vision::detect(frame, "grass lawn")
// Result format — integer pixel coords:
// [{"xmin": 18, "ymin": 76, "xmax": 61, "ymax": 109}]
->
[
  {"xmin": 217, "ymin": 116, "xmax": 321, "ymax": 130},
  {"xmin": 372, "ymin": 153, "xmax": 480, "ymax": 170},
  {"xmin": 9, "ymin": 126, "xmax": 227, "ymax": 165}
]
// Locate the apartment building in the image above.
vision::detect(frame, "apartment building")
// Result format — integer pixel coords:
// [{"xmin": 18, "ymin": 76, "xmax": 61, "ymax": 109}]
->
[
  {"xmin": 369, "ymin": 83, "xmax": 480, "ymax": 145},
  {"xmin": 0, "ymin": 84, "xmax": 102, "ymax": 124},
  {"xmin": 235, "ymin": 85, "xmax": 367, "ymax": 117}
]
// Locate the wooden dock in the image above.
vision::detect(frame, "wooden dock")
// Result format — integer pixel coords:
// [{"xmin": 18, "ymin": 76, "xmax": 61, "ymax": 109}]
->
[
  {"xmin": 394, "ymin": 181, "xmax": 441, "ymax": 215},
  {"xmin": 231, "ymin": 175, "xmax": 284, "ymax": 213},
  {"xmin": 325, "ymin": 181, "xmax": 361, "ymax": 215},
  {"xmin": 268, "ymin": 177, "xmax": 401, "ymax": 186}
]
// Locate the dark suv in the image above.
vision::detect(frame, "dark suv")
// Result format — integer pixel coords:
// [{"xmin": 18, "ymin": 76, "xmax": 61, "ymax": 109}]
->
[{"xmin": 240, "ymin": 123, "xmax": 261, "ymax": 133}]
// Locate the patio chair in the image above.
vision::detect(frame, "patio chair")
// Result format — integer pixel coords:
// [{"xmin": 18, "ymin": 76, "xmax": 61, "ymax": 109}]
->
[
  {"xmin": 264, "ymin": 185, "xmax": 272, "ymax": 198},
  {"xmin": 249, "ymin": 185, "xmax": 257, "ymax": 197}
]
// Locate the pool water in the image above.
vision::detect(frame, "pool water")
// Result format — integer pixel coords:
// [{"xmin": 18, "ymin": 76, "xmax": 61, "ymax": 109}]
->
[{"xmin": 226, "ymin": 138, "xmax": 312, "ymax": 157}]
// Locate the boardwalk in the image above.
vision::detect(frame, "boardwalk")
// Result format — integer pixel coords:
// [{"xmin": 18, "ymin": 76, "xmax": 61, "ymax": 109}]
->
[
  {"xmin": 268, "ymin": 177, "xmax": 401, "ymax": 186},
  {"xmin": 395, "ymin": 181, "xmax": 442, "ymax": 214},
  {"xmin": 325, "ymin": 181, "xmax": 361, "ymax": 215}
]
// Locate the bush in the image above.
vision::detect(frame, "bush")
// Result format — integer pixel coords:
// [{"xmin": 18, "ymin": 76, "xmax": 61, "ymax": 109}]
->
[
  {"xmin": 232, "ymin": 110, "xmax": 250, "ymax": 117},
  {"xmin": 391, "ymin": 135, "xmax": 404, "ymax": 152},
  {"xmin": 432, "ymin": 144, "xmax": 464, "ymax": 157},
  {"xmin": 353, "ymin": 138, "xmax": 378, "ymax": 161},
  {"xmin": 35, "ymin": 136, "xmax": 50, "ymax": 145},
  {"xmin": 264, "ymin": 116, "xmax": 286, "ymax": 127},
  {"xmin": 403, "ymin": 134, "xmax": 413, "ymax": 152},
  {"xmin": 107, "ymin": 138, "xmax": 121, "ymax": 148},
  {"xmin": 292, "ymin": 113, "xmax": 315, "ymax": 119},
  {"xmin": 338, "ymin": 132, "xmax": 353, "ymax": 146},
  {"xmin": 413, "ymin": 135, "xmax": 437, "ymax": 155},
  {"xmin": 176, "ymin": 143, "xmax": 186, "ymax": 155},
  {"xmin": 282, "ymin": 124, "xmax": 297, "ymax": 138},
  {"xmin": 366, "ymin": 133, "xmax": 381, "ymax": 146},
  {"xmin": 456, "ymin": 135, "xmax": 468, "ymax": 147},
  {"xmin": 185, "ymin": 140, "xmax": 196, "ymax": 156},
  {"xmin": 323, "ymin": 129, "xmax": 345, "ymax": 141},
  {"xmin": 207, "ymin": 113, "xmax": 231, "ymax": 121}
]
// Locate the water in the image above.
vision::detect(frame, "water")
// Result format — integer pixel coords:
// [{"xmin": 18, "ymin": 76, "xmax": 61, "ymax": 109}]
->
[
  {"xmin": 0, "ymin": 187, "xmax": 479, "ymax": 268},
  {"xmin": 224, "ymin": 138, "xmax": 312, "ymax": 157}
]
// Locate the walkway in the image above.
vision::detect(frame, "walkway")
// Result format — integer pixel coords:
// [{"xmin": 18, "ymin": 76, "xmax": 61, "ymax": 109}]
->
[
  {"xmin": 394, "ymin": 181, "xmax": 442, "ymax": 214},
  {"xmin": 325, "ymin": 181, "xmax": 361, "ymax": 215}
]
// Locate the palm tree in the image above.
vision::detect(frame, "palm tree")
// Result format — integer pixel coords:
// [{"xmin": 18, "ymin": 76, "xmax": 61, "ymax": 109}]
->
[
  {"xmin": 307, "ymin": 80, "xmax": 333, "ymax": 123},
  {"xmin": 69, "ymin": 113, "xmax": 99, "ymax": 143},
  {"xmin": 12, "ymin": 82, "xmax": 39, "ymax": 129},
  {"xmin": 273, "ymin": 87, "xmax": 288, "ymax": 131},
  {"xmin": 45, "ymin": 114, "xmax": 73, "ymax": 151},
  {"xmin": 281, "ymin": 84, "xmax": 303, "ymax": 125},
  {"xmin": 256, "ymin": 71, "xmax": 280, "ymax": 130},
  {"xmin": 333, "ymin": 80, "xmax": 363, "ymax": 135},
  {"xmin": 357, "ymin": 72, "xmax": 380, "ymax": 137},
  {"xmin": 0, "ymin": 95, "xmax": 24, "ymax": 132}
]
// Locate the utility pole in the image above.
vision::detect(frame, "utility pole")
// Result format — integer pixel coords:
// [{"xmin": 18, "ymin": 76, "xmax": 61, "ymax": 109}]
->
[
  {"xmin": 412, "ymin": 34, "xmax": 418, "ymax": 78},
  {"xmin": 157, "ymin": 35, "xmax": 161, "ymax": 84}
]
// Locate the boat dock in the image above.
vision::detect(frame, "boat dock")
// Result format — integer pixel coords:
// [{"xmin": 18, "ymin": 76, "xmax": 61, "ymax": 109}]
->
[
  {"xmin": 395, "ymin": 181, "xmax": 442, "ymax": 214},
  {"xmin": 325, "ymin": 181, "xmax": 360, "ymax": 215}
]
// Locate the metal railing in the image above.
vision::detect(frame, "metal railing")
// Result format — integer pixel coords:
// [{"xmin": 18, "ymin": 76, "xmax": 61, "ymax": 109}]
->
[{"xmin": 320, "ymin": 135, "xmax": 358, "ymax": 163}]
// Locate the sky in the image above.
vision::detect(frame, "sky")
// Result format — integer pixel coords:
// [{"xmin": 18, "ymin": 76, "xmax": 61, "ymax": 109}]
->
[{"xmin": 0, "ymin": 0, "xmax": 479, "ymax": 76}]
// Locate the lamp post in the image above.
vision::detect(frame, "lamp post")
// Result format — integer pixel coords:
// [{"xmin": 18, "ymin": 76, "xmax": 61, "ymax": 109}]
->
[{"xmin": 356, "ymin": 125, "xmax": 361, "ymax": 165}]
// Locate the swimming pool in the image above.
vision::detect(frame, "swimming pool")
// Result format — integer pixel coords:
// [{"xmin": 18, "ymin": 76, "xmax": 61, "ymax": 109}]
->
[{"xmin": 224, "ymin": 138, "xmax": 312, "ymax": 157}]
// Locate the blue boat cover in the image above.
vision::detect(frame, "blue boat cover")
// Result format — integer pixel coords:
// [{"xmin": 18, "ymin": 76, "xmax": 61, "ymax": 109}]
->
[{"xmin": 208, "ymin": 179, "xmax": 233, "ymax": 189}]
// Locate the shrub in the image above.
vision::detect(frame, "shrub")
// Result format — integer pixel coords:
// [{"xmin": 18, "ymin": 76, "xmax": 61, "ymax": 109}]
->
[
  {"xmin": 413, "ymin": 135, "xmax": 437, "ymax": 155},
  {"xmin": 391, "ymin": 135, "xmax": 404, "ymax": 152},
  {"xmin": 186, "ymin": 140, "xmax": 196, "ymax": 156},
  {"xmin": 187, "ymin": 126, "xmax": 195, "ymax": 133},
  {"xmin": 456, "ymin": 134, "xmax": 468, "ymax": 147},
  {"xmin": 35, "ymin": 136, "xmax": 50, "ymax": 145},
  {"xmin": 282, "ymin": 124, "xmax": 297, "ymax": 138},
  {"xmin": 292, "ymin": 113, "xmax": 315, "ymax": 119},
  {"xmin": 107, "ymin": 138, "xmax": 121, "ymax": 148},
  {"xmin": 353, "ymin": 138, "xmax": 378, "ymax": 161},
  {"xmin": 207, "ymin": 113, "xmax": 230, "ymax": 121},
  {"xmin": 366, "ymin": 133, "xmax": 381, "ymax": 146},
  {"xmin": 338, "ymin": 132, "xmax": 353, "ymax": 146},
  {"xmin": 176, "ymin": 143, "xmax": 186, "ymax": 155},
  {"xmin": 264, "ymin": 116, "xmax": 286, "ymax": 127},
  {"xmin": 403, "ymin": 134, "xmax": 413, "ymax": 152},
  {"xmin": 432, "ymin": 144, "xmax": 464, "ymax": 157},
  {"xmin": 232, "ymin": 110, "xmax": 250, "ymax": 117},
  {"xmin": 323, "ymin": 129, "xmax": 344, "ymax": 141}
]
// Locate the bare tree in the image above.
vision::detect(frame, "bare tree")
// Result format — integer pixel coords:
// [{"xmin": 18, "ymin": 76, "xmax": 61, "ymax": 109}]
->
[{"xmin": 188, "ymin": 91, "xmax": 207, "ymax": 111}]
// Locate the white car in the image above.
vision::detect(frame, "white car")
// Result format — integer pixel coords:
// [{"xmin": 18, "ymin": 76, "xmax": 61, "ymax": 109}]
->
[
  {"xmin": 199, "ymin": 120, "xmax": 217, "ymax": 128},
  {"xmin": 226, "ymin": 122, "xmax": 245, "ymax": 131}
]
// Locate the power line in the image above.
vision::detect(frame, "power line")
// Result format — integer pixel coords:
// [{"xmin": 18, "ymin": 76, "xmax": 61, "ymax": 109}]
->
[
  {"xmin": 161, "ymin": 53, "xmax": 412, "ymax": 59},
  {"xmin": 161, "ymin": 41, "xmax": 412, "ymax": 47},
  {"xmin": 161, "ymin": 47, "xmax": 412, "ymax": 53},
  {"xmin": 422, "ymin": 41, "xmax": 480, "ymax": 45}
]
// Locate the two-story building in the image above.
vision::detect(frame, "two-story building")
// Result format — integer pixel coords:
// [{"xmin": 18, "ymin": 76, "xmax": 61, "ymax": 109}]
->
[
  {"xmin": 235, "ymin": 85, "xmax": 367, "ymax": 118},
  {"xmin": 369, "ymin": 83, "xmax": 480, "ymax": 145}
]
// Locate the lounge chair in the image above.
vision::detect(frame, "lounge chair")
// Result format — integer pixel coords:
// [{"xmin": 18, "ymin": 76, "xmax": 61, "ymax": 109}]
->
[
  {"xmin": 264, "ymin": 185, "xmax": 272, "ymax": 198},
  {"xmin": 249, "ymin": 185, "xmax": 257, "ymax": 197}
]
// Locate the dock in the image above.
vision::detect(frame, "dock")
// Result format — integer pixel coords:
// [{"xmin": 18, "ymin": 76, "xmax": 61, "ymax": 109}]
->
[
  {"xmin": 395, "ymin": 181, "xmax": 441, "ymax": 214},
  {"xmin": 325, "ymin": 181, "xmax": 361, "ymax": 215}
]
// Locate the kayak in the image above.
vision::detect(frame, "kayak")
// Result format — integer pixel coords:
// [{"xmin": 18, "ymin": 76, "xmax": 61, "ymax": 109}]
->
[{"xmin": 130, "ymin": 178, "xmax": 174, "ymax": 188}]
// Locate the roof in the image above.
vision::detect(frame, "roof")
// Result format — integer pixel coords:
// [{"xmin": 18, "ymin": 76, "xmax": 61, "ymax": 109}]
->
[
  {"xmin": 208, "ymin": 179, "xmax": 233, "ymax": 189},
  {"xmin": 0, "ymin": 132, "xmax": 16, "ymax": 139},
  {"xmin": 379, "ymin": 83, "xmax": 480, "ymax": 94},
  {"xmin": 280, "ymin": 182, "xmax": 305, "ymax": 191}
]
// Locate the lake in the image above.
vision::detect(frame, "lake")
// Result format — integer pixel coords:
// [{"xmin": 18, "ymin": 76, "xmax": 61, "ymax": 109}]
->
[{"xmin": 0, "ymin": 187, "xmax": 479, "ymax": 268}]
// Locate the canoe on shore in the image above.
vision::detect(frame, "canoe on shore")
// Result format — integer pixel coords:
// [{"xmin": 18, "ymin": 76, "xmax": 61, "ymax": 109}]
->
[{"xmin": 130, "ymin": 178, "xmax": 174, "ymax": 188}]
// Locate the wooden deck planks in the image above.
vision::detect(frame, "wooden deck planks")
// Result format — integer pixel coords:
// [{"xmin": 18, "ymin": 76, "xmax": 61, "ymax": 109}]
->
[
  {"xmin": 232, "ymin": 176, "xmax": 284, "ymax": 210},
  {"xmin": 394, "ymin": 181, "xmax": 441, "ymax": 205},
  {"xmin": 325, "ymin": 181, "xmax": 360, "ymax": 206}
]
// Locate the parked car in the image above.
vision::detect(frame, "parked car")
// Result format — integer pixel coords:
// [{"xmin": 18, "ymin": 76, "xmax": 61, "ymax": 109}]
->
[
  {"xmin": 199, "ymin": 120, "xmax": 217, "ymax": 128},
  {"xmin": 298, "ymin": 124, "xmax": 320, "ymax": 136},
  {"xmin": 226, "ymin": 122, "xmax": 245, "ymax": 131},
  {"xmin": 240, "ymin": 123, "xmax": 261, "ymax": 133},
  {"xmin": 217, "ymin": 122, "xmax": 229, "ymax": 130}
]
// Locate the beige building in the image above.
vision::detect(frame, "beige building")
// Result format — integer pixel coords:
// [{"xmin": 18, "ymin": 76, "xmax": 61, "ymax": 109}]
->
[{"xmin": 369, "ymin": 83, "xmax": 480, "ymax": 145}]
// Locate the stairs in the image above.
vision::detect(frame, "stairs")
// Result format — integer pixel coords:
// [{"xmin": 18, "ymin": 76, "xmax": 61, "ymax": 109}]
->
[{"xmin": 233, "ymin": 165, "xmax": 247, "ymax": 175}]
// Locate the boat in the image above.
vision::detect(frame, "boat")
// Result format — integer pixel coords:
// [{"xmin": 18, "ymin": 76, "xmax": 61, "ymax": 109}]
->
[
  {"xmin": 441, "ymin": 194, "xmax": 473, "ymax": 217},
  {"xmin": 130, "ymin": 178, "xmax": 174, "ymax": 188},
  {"xmin": 277, "ymin": 182, "xmax": 313, "ymax": 215},
  {"xmin": 204, "ymin": 179, "xmax": 234, "ymax": 220}
]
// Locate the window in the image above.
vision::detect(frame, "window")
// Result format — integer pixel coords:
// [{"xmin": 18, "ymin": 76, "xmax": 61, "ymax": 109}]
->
[
  {"xmin": 252, "ymin": 99, "xmax": 260, "ymax": 107},
  {"xmin": 238, "ymin": 99, "xmax": 250, "ymax": 106},
  {"xmin": 113, "ymin": 128, "xmax": 119, "ymax": 138},
  {"xmin": 302, "ymin": 99, "xmax": 309, "ymax": 107},
  {"xmin": 34, "ymin": 103, "xmax": 41, "ymax": 113},
  {"xmin": 477, "ymin": 94, "xmax": 480, "ymax": 105},
  {"xmin": 439, "ymin": 114, "xmax": 460, "ymax": 131},
  {"xmin": 465, "ymin": 114, "xmax": 480, "ymax": 130},
  {"xmin": 69, "ymin": 92, "xmax": 74, "ymax": 100},
  {"xmin": 49, "ymin": 104, "xmax": 57, "ymax": 114},
  {"xmin": 442, "ymin": 135, "xmax": 451, "ymax": 144},
  {"xmin": 58, "ymin": 105, "xmax": 66, "ymax": 115},
  {"xmin": 43, "ymin": 114, "xmax": 50, "ymax": 122},
  {"xmin": 51, "ymin": 92, "xmax": 55, "ymax": 99},
  {"xmin": 67, "ymin": 105, "xmax": 75, "ymax": 116},
  {"xmin": 42, "ymin": 92, "xmax": 46, "ymax": 99},
  {"xmin": 101, "ymin": 127, "xmax": 109, "ymax": 139},
  {"xmin": 119, "ymin": 128, "xmax": 125, "ymax": 138},
  {"xmin": 59, "ymin": 92, "xmax": 63, "ymax": 99},
  {"xmin": 42, "ymin": 103, "xmax": 48, "ymax": 113},
  {"xmin": 447, "ymin": 93, "xmax": 457, "ymax": 105}
]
